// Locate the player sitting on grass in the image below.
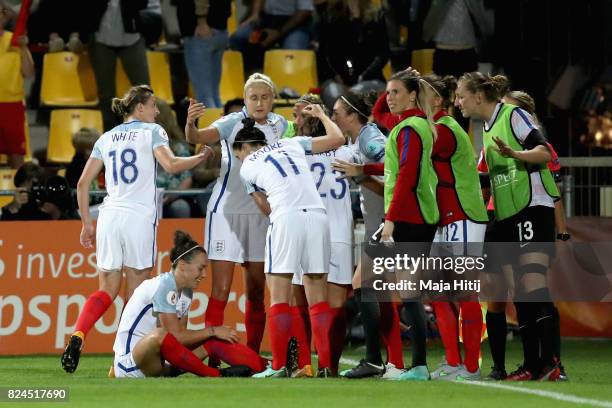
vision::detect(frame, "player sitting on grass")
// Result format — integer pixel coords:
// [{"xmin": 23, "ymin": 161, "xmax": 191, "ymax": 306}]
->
[{"xmin": 110, "ymin": 230, "xmax": 267, "ymax": 378}]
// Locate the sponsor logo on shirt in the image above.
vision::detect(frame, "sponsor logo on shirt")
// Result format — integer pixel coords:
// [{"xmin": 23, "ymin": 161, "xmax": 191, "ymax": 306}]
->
[{"xmin": 166, "ymin": 290, "xmax": 177, "ymax": 305}]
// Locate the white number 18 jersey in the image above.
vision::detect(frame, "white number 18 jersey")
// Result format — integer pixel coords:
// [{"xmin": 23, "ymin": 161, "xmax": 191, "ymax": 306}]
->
[{"xmin": 91, "ymin": 120, "xmax": 169, "ymax": 224}]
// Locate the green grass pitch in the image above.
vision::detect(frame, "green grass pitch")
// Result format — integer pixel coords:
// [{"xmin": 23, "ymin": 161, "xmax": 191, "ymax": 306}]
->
[{"xmin": 1, "ymin": 339, "xmax": 611, "ymax": 408}]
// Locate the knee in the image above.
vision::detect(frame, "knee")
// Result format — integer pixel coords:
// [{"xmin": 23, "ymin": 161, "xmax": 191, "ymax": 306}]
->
[
  {"xmin": 487, "ymin": 302, "xmax": 506, "ymax": 313},
  {"xmin": 211, "ymin": 284, "xmax": 231, "ymax": 300}
]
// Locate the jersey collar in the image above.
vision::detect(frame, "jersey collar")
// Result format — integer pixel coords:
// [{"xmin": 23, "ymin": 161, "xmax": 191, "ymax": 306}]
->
[{"xmin": 485, "ymin": 103, "xmax": 503, "ymax": 131}]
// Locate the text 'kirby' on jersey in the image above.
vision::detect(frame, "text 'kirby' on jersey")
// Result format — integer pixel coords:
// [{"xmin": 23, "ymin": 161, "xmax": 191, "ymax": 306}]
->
[{"xmin": 306, "ymin": 146, "xmax": 354, "ymax": 244}]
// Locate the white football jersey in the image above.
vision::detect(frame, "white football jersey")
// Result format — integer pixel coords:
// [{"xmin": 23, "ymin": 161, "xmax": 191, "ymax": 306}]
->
[
  {"xmin": 91, "ymin": 120, "xmax": 169, "ymax": 224},
  {"xmin": 306, "ymin": 146, "xmax": 354, "ymax": 244},
  {"xmin": 113, "ymin": 272, "xmax": 192, "ymax": 356},
  {"xmin": 240, "ymin": 137, "xmax": 325, "ymax": 222},
  {"xmin": 208, "ymin": 108, "xmax": 287, "ymax": 214},
  {"xmin": 348, "ymin": 123, "xmax": 386, "ymax": 233}
]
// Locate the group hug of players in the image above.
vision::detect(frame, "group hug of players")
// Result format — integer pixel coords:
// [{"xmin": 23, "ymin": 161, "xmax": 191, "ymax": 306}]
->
[{"xmin": 60, "ymin": 66, "xmax": 567, "ymax": 382}]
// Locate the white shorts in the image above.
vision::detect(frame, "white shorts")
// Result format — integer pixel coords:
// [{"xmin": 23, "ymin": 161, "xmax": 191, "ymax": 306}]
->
[
  {"xmin": 432, "ymin": 219, "xmax": 487, "ymax": 256},
  {"xmin": 293, "ymin": 242, "xmax": 352, "ymax": 285},
  {"xmin": 96, "ymin": 209, "xmax": 156, "ymax": 271},
  {"xmin": 205, "ymin": 211, "xmax": 269, "ymax": 263},
  {"xmin": 266, "ymin": 209, "xmax": 330, "ymax": 278},
  {"xmin": 114, "ymin": 352, "xmax": 145, "ymax": 378}
]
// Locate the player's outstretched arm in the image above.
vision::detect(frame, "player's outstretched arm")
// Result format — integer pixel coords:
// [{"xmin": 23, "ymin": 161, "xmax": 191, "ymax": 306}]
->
[
  {"xmin": 185, "ymin": 99, "xmax": 222, "ymax": 144},
  {"xmin": 154, "ymin": 144, "xmax": 213, "ymax": 175},
  {"xmin": 159, "ymin": 313, "xmax": 239, "ymax": 349},
  {"xmin": 77, "ymin": 157, "xmax": 103, "ymax": 249},
  {"xmin": 302, "ymin": 104, "xmax": 346, "ymax": 153}
]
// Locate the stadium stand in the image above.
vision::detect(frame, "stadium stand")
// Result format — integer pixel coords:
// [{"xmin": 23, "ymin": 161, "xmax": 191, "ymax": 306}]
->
[
  {"xmin": 40, "ymin": 51, "xmax": 98, "ymax": 107},
  {"xmin": 47, "ymin": 109, "xmax": 103, "ymax": 163},
  {"xmin": 263, "ymin": 49, "xmax": 317, "ymax": 96},
  {"xmin": 116, "ymin": 51, "xmax": 174, "ymax": 104}
]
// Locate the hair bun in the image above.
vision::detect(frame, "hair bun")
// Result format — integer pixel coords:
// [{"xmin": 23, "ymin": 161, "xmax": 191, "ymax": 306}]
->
[
  {"xmin": 242, "ymin": 117, "xmax": 256, "ymax": 129},
  {"xmin": 173, "ymin": 230, "xmax": 192, "ymax": 247}
]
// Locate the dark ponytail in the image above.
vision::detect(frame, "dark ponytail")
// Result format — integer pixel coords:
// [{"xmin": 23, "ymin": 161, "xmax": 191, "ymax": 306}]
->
[
  {"xmin": 170, "ymin": 230, "xmax": 205, "ymax": 267},
  {"xmin": 338, "ymin": 90, "xmax": 377, "ymax": 125},
  {"xmin": 232, "ymin": 118, "xmax": 267, "ymax": 151}
]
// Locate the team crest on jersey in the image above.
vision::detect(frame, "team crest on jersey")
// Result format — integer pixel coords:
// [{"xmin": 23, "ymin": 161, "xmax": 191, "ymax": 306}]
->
[
  {"xmin": 214, "ymin": 240, "xmax": 225, "ymax": 254},
  {"xmin": 166, "ymin": 290, "xmax": 177, "ymax": 305}
]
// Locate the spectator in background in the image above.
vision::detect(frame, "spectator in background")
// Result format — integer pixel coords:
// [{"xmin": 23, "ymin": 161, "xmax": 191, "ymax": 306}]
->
[
  {"xmin": 230, "ymin": 0, "xmax": 314, "ymax": 74},
  {"xmin": 423, "ymin": 0, "xmax": 493, "ymax": 78},
  {"xmin": 87, "ymin": 0, "xmax": 151, "ymax": 130},
  {"xmin": 175, "ymin": 0, "xmax": 232, "ymax": 108},
  {"xmin": 0, "ymin": 1, "xmax": 34, "ymax": 169},
  {"xmin": 140, "ymin": 0, "xmax": 163, "ymax": 47},
  {"xmin": 38, "ymin": 175, "xmax": 81, "ymax": 220},
  {"xmin": 155, "ymin": 99, "xmax": 195, "ymax": 218},
  {"xmin": 27, "ymin": 0, "xmax": 86, "ymax": 53},
  {"xmin": 315, "ymin": 0, "xmax": 388, "ymax": 110},
  {"xmin": 66, "ymin": 128, "xmax": 101, "ymax": 189},
  {"xmin": 0, "ymin": 163, "xmax": 50, "ymax": 221}
]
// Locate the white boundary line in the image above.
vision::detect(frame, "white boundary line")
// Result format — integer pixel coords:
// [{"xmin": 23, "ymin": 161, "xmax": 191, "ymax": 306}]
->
[{"xmin": 337, "ymin": 357, "xmax": 612, "ymax": 408}]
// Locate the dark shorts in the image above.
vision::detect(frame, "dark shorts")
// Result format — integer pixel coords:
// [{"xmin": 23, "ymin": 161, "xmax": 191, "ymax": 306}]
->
[{"xmin": 485, "ymin": 206, "xmax": 555, "ymax": 269}]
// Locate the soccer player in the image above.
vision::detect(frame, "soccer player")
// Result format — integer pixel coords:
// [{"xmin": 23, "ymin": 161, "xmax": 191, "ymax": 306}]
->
[
  {"xmin": 456, "ymin": 72, "xmax": 561, "ymax": 381},
  {"xmin": 420, "ymin": 74, "xmax": 488, "ymax": 381},
  {"xmin": 331, "ymin": 92, "xmax": 406, "ymax": 379},
  {"xmin": 380, "ymin": 69, "xmax": 440, "ymax": 381},
  {"xmin": 112, "ymin": 230, "xmax": 266, "ymax": 378},
  {"xmin": 185, "ymin": 73, "xmax": 287, "ymax": 354},
  {"xmin": 62, "ymin": 85, "xmax": 212, "ymax": 373},
  {"xmin": 234, "ymin": 104, "xmax": 345, "ymax": 377},
  {"xmin": 341, "ymin": 70, "xmax": 440, "ymax": 380},
  {"xmin": 288, "ymin": 95, "xmax": 354, "ymax": 376},
  {"xmin": 479, "ymin": 90, "xmax": 568, "ymax": 381}
]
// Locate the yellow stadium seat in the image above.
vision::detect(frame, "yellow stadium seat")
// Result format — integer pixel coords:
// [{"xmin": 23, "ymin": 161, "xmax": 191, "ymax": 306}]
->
[
  {"xmin": 40, "ymin": 52, "xmax": 98, "ymax": 106},
  {"xmin": 47, "ymin": 109, "xmax": 103, "ymax": 163},
  {"xmin": 411, "ymin": 49, "xmax": 435, "ymax": 75},
  {"xmin": 0, "ymin": 168, "xmax": 17, "ymax": 208},
  {"xmin": 220, "ymin": 50, "xmax": 245, "ymax": 103},
  {"xmin": 197, "ymin": 108, "xmax": 224, "ymax": 129},
  {"xmin": 273, "ymin": 107, "xmax": 294, "ymax": 122},
  {"xmin": 116, "ymin": 51, "xmax": 174, "ymax": 104},
  {"xmin": 264, "ymin": 50, "xmax": 318, "ymax": 96},
  {"xmin": 227, "ymin": 1, "xmax": 237, "ymax": 34},
  {"xmin": 383, "ymin": 61, "xmax": 392, "ymax": 81},
  {"xmin": 0, "ymin": 112, "xmax": 32, "ymax": 165}
]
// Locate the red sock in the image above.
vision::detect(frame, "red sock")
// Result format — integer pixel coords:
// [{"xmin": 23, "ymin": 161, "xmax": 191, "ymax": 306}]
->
[
  {"xmin": 329, "ymin": 307, "xmax": 347, "ymax": 373},
  {"xmin": 160, "ymin": 333, "xmax": 219, "ymax": 377},
  {"xmin": 379, "ymin": 301, "xmax": 404, "ymax": 369},
  {"xmin": 205, "ymin": 298, "xmax": 227, "ymax": 327},
  {"xmin": 75, "ymin": 290, "xmax": 113, "ymax": 337},
  {"xmin": 269, "ymin": 303, "xmax": 292, "ymax": 370},
  {"xmin": 298, "ymin": 305, "xmax": 311, "ymax": 346},
  {"xmin": 309, "ymin": 302, "xmax": 331, "ymax": 369},
  {"xmin": 291, "ymin": 306, "xmax": 312, "ymax": 368},
  {"xmin": 245, "ymin": 300, "xmax": 266, "ymax": 353},
  {"xmin": 432, "ymin": 301, "xmax": 461, "ymax": 366},
  {"xmin": 203, "ymin": 338, "xmax": 267, "ymax": 372},
  {"xmin": 460, "ymin": 301, "xmax": 483, "ymax": 373}
]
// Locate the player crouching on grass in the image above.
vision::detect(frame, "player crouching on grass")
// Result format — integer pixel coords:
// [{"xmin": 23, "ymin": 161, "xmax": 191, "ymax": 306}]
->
[{"xmin": 110, "ymin": 230, "xmax": 267, "ymax": 378}]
